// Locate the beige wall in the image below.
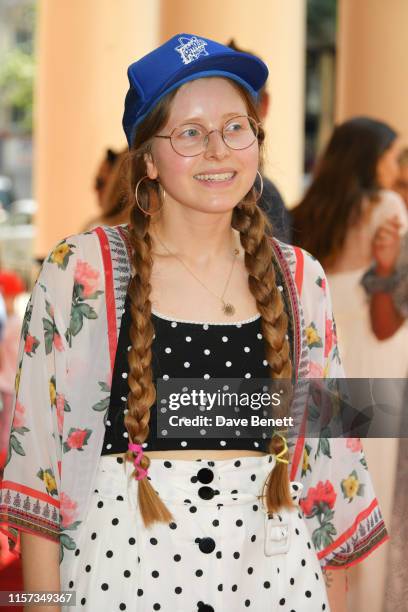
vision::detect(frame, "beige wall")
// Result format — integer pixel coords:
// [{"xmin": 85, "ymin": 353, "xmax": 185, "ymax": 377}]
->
[
  {"xmin": 336, "ymin": 0, "xmax": 408, "ymax": 142},
  {"xmin": 160, "ymin": 0, "xmax": 306, "ymax": 208},
  {"xmin": 34, "ymin": 0, "xmax": 160, "ymax": 256}
]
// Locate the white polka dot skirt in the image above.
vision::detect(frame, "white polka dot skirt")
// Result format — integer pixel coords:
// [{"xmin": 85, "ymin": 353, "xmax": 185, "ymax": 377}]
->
[{"xmin": 63, "ymin": 455, "xmax": 329, "ymax": 611}]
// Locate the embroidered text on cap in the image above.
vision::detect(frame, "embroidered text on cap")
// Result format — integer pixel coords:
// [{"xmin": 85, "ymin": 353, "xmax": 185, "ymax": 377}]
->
[{"xmin": 175, "ymin": 36, "xmax": 209, "ymax": 65}]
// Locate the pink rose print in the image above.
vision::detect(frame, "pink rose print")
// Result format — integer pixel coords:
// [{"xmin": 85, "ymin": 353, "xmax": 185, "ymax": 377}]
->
[
  {"xmin": 324, "ymin": 319, "xmax": 336, "ymax": 358},
  {"xmin": 24, "ymin": 334, "xmax": 39, "ymax": 356},
  {"xmin": 12, "ymin": 401, "xmax": 25, "ymax": 429},
  {"xmin": 74, "ymin": 260, "xmax": 100, "ymax": 298},
  {"xmin": 301, "ymin": 480, "xmax": 337, "ymax": 517},
  {"xmin": 63, "ymin": 428, "xmax": 92, "ymax": 453},
  {"xmin": 56, "ymin": 394, "xmax": 65, "ymax": 436},
  {"xmin": 66, "ymin": 429, "xmax": 87, "ymax": 449},
  {"xmin": 308, "ymin": 361, "xmax": 324, "ymax": 378},
  {"xmin": 346, "ymin": 438, "xmax": 363, "ymax": 453},
  {"xmin": 60, "ymin": 492, "xmax": 79, "ymax": 528},
  {"xmin": 53, "ymin": 332, "xmax": 64, "ymax": 352}
]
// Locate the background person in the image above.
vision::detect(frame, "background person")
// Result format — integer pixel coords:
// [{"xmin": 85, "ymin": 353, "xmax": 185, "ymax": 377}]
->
[
  {"xmin": 393, "ymin": 147, "xmax": 408, "ymax": 209},
  {"xmin": 228, "ymin": 39, "xmax": 292, "ymax": 243},
  {"xmin": 83, "ymin": 148, "xmax": 130, "ymax": 231},
  {"xmin": 292, "ymin": 115, "xmax": 408, "ymax": 612},
  {"xmin": 292, "ymin": 116, "xmax": 408, "ymax": 378},
  {"xmin": 0, "ymin": 270, "xmax": 25, "ymax": 472},
  {"xmin": 361, "ymin": 215, "xmax": 408, "ymax": 612}
]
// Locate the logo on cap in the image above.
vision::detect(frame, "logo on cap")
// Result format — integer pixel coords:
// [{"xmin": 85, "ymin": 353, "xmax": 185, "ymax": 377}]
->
[{"xmin": 175, "ymin": 36, "xmax": 209, "ymax": 65}]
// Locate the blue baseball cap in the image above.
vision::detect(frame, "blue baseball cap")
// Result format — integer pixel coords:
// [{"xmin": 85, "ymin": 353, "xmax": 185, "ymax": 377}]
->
[{"xmin": 122, "ymin": 33, "xmax": 268, "ymax": 147}]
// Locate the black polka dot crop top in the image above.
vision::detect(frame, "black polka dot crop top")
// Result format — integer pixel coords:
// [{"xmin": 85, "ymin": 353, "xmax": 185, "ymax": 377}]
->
[{"xmin": 102, "ymin": 291, "xmax": 293, "ymax": 455}]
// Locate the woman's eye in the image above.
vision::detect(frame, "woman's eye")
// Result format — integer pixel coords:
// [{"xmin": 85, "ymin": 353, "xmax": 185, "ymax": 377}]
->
[
  {"xmin": 225, "ymin": 122, "xmax": 244, "ymax": 132},
  {"xmin": 180, "ymin": 128, "xmax": 201, "ymax": 138}
]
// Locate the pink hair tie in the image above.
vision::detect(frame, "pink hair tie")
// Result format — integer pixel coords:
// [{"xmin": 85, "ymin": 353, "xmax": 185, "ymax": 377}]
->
[{"xmin": 128, "ymin": 442, "xmax": 148, "ymax": 481}]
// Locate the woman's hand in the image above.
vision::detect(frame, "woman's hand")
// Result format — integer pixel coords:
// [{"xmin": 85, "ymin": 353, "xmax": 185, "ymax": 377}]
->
[{"xmin": 372, "ymin": 216, "xmax": 401, "ymax": 276}]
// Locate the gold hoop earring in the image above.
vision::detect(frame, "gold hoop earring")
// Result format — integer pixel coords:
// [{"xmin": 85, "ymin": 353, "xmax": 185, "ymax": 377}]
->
[
  {"xmin": 254, "ymin": 170, "xmax": 264, "ymax": 202},
  {"xmin": 135, "ymin": 176, "xmax": 163, "ymax": 216}
]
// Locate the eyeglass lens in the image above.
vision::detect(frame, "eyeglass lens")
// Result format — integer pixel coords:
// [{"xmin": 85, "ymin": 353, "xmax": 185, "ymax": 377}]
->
[{"xmin": 170, "ymin": 116, "xmax": 258, "ymax": 156}]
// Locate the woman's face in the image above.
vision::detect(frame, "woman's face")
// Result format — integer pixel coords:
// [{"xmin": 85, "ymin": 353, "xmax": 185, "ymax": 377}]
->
[
  {"xmin": 376, "ymin": 138, "xmax": 401, "ymax": 189},
  {"xmin": 145, "ymin": 77, "xmax": 260, "ymax": 215}
]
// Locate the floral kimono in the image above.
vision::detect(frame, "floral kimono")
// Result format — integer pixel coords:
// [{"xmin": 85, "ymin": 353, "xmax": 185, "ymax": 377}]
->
[{"xmin": 0, "ymin": 225, "xmax": 387, "ymax": 580}]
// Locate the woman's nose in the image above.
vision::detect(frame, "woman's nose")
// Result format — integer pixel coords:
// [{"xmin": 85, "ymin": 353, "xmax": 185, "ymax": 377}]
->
[{"xmin": 203, "ymin": 129, "xmax": 230, "ymax": 160}]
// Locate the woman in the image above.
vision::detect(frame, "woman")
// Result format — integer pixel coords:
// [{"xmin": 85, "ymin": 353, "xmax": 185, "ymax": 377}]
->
[
  {"xmin": 0, "ymin": 35, "xmax": 386, "ymax": 611},
  {"xmin": 360, "ymin": 214, "xmax": 408, "ymax": 610},
  {"xmin": 83, "ymin": 148, "xmax": 130, "ymax": 231},
  {"xmin": 292, "ymin": 117, "xmax": 408, "ymax": 378},
  {"xmin": 292, "ymin": 117, "xmax": 407, "ymax": 612}
]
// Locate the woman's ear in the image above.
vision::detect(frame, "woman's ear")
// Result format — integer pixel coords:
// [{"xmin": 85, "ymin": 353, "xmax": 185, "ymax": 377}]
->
[{"xmin": 144, "ymin": 151, "xmax": 159, "ymax": 180}]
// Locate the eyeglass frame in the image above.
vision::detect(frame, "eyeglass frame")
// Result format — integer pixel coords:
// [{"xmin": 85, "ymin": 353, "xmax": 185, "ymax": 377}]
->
[{"xmin": 153, "ymin": 114, "xmax": 261, "ymax": 157}]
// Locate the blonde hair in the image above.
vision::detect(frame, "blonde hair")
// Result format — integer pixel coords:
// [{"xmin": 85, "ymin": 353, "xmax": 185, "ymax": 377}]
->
[{"xmin": 122, "ymin": 82, "xmax": 293, "ymax": 527}]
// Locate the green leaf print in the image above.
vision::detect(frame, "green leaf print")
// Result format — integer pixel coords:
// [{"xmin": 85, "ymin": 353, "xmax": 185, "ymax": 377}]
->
[
  {"xmin": 43, "ymin": 317, "xmax": 55, "ymax": 355},
  {"xmin": 10, "ymin": 434, "xmax": 25, "ymax": 456},
  {"xmin": 60, "ymin": 532, "xmax": 77, "ymax": 563},
  {"xmin": 92, "ymin": 397, "xmax": 110, "ymax": 412},
  {"xmin": 77, "ymin": 303, "xmax": 97, "ymax": 319}
]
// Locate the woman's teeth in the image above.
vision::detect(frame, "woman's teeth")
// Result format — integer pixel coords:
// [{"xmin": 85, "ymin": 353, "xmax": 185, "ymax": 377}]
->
[{"xmin": 194, "ymin": 172, "xmax": 235, "ymax": 182}]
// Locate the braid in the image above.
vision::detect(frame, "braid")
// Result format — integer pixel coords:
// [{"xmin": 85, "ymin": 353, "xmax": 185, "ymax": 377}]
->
[
  {"xmin": 232, "ymin": 190, "xmax": 293, "ymax": 514},
  {"xmin": 124, "ymin": 176, "xmax": 174, "ymax": 527}
]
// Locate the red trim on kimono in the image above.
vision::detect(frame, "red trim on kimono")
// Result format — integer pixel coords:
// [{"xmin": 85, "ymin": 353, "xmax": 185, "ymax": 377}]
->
[
  {"xmin": 93, "ymin": 227, "xmax": 117, "ymax": 374},
  {"xmin": 293, "ymin": 247, "xmax": 304, "ymax": 296},
  {"xmin": 318, "ymin": 498, "xmax": 379, "ymax": 557},
  {"xmin": 324, "ymin": 533, "xmax": 390, "ymax": 570},
  {"xmin": 317, "ymin": 498, "xmax": 387, "ymax": 568},
  {"xmin": 271, "ymin": 241, "xmax": 307, "ymax": 480},
  {"xmin": 1, "ymin": 481, "xmax": 60, "ymax": 507}
]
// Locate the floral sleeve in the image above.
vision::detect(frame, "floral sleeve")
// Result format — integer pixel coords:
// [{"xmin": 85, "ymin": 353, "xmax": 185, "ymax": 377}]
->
[
  {"xmin": 293, "ymin": 251, "xmax": 388, "ymax": 569},
  {"xmin": 0, "ymin": 244, "xmax": 73, "ymax": 553}
]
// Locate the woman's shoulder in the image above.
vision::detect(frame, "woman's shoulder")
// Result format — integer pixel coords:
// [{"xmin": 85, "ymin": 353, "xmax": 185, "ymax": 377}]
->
[{"xmin": 39, "ymin": 225, "xmax": 131, "ymax": 295}]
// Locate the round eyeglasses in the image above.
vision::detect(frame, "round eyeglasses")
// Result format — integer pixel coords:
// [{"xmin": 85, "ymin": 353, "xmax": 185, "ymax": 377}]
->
[{"xmin": 154, "ymin": 115, "xmax": 260, "ymax": 157}]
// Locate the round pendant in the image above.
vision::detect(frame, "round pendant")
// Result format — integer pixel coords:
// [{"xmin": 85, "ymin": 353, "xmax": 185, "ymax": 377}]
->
[{"xmin": 222, "ymin": 302, "xmax": 235, "ymax": 316}]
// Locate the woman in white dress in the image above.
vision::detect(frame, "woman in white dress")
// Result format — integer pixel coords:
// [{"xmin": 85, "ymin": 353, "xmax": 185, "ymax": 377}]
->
[
  {"xmin": 292, "ymin": 116, "xmax": 408, "ymax": 612},
  {"xmin": 292, "ymin": 116, "xmax": 408, "ymax": 378}
]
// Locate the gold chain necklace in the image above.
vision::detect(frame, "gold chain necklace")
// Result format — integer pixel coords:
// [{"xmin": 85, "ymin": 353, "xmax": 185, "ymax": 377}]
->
[{"xmin": 154, "ymin": 233, "xmax": 239, "ymax": 316}]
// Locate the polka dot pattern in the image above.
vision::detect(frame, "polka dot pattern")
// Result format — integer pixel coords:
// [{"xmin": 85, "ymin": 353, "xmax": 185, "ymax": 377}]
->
[
  {"xmin": 67, "ymin": 458, "xmax": 328, "ymax": 610},
  {"xmin": 102, "ymin": 292, "xmax": 294, "ymax": 455}
]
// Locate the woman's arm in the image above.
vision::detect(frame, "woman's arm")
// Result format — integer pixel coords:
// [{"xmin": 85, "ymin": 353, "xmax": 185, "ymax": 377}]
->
[
  {"xmin": 323, "ymin": 569, "xmax": 348, "ymax": 612},
  {"xmin": 370, "ymin": 291, "xmax": 404, "ymax": 340},
  {"xmin": 369, "ymin": 217, "xmax": 404, "ymax": 340},
  {"xmin": 20, "ymin": 532, "xmax": 61, "ymax": 612}
]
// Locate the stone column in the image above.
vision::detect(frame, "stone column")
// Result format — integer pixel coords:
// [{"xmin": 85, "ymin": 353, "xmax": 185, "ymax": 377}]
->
[
  {"xmin": 34, "ymin": 0, "xmax": 160, "ymax": 256},
  {"xmin": 336, "ymin": 0, "xmax": 408, "ymax": 141}
]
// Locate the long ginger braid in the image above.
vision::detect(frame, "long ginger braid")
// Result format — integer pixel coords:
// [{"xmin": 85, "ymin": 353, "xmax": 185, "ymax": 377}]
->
[
  {"xmin": 123, "ymin": 173, "xmax": 174, "ymax": 526},
  {"xmin": 232, "ymin": 193, "xmax": 293, "ymax": 514}
]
